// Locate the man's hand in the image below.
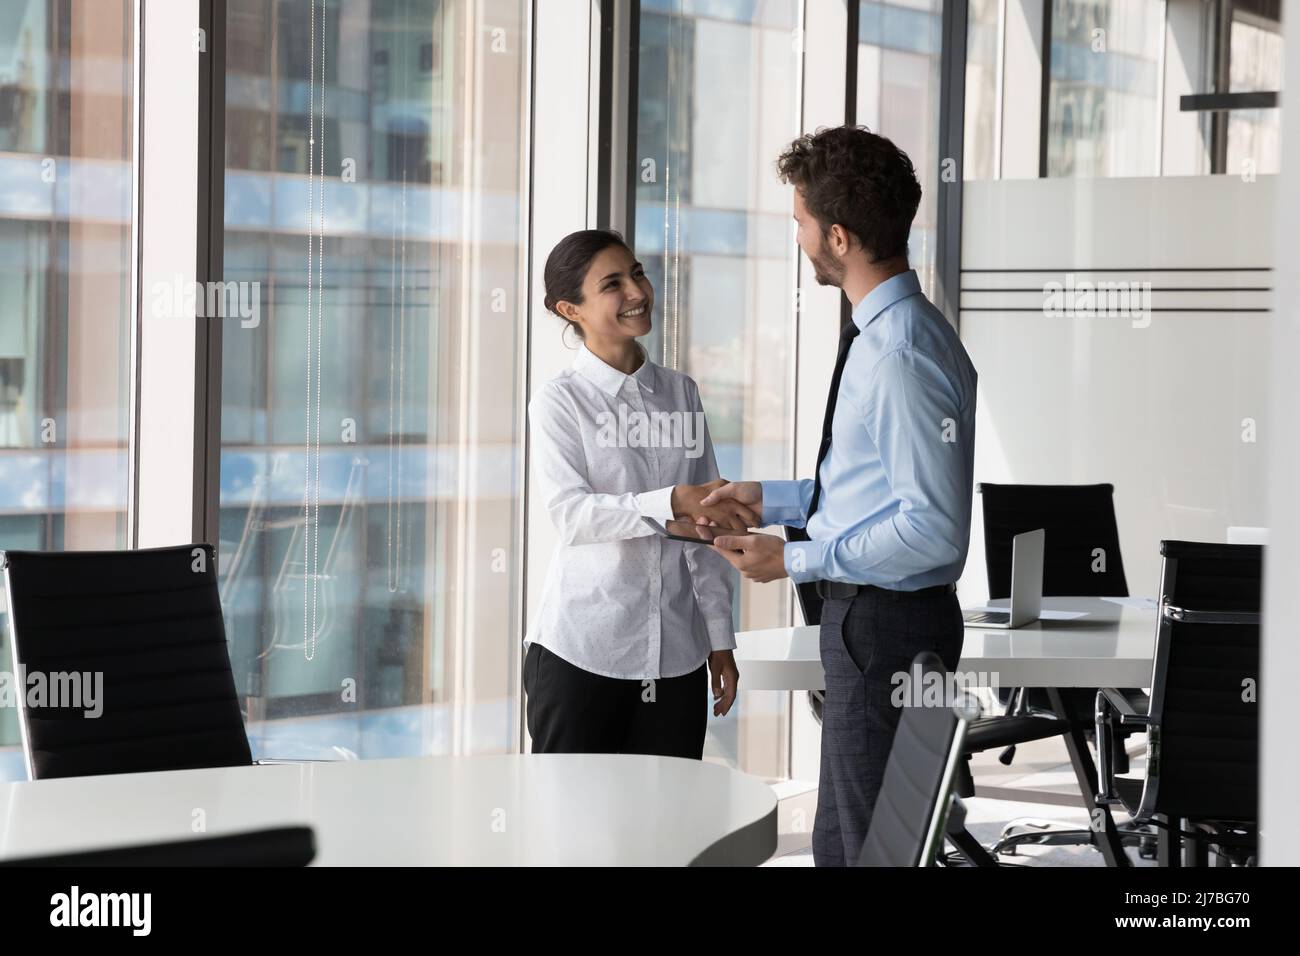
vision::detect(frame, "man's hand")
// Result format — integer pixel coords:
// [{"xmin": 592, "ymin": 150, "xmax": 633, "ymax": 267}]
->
[
  {"xmin": 699, "ymin": 481, "xmax": 763, "ymax": 523},
  {"xmin": 711, "ymin": 531, "xmax": 788, "ymax": 583},
  {"xmin": 708, "ymin": 649, "xmax": 739, "ymax": 717},
  {"xmin": 672, "ymin": 479, "xmax": 759, "ymax": 531}
]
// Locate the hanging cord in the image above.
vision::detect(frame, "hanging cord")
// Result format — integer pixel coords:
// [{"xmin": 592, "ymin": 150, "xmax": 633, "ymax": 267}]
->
[
  {"xmin": 386, "ymin": 0, "xmax": 410, "ymax": 594},
  {"xmin": 304, "ymin": 0, "xmax": 326, "ymax": 660},
  {"xmin": 387, "ymin": 165, "xmax": 408, "ymax": 593}
]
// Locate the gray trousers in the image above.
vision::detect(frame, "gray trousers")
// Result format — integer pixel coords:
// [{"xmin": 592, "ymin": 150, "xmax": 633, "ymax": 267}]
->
[{"xmin": 813, "ymin": 586, "xmax": 964, "ymax": 866}]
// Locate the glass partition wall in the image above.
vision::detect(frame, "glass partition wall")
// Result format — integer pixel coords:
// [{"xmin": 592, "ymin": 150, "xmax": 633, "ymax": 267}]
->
[
  {"xmin": 633, "ymin": 0, "xmax": 801, "ymax": 780},
  {"xmin": 0, "ymin": 0, "xmax": 1008, "ymax": 784},
  {"xmin": 0, "ymin": 0, "xmax": 135, "ymax": 779},
  {"xmin": 218, "ymin": 0, "xmax": 529, "ymax": 759}
]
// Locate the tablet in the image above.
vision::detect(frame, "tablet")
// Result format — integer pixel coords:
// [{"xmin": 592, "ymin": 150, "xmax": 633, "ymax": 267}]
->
[{"xmin": 642, "ymin": 517, "xmax": 739, "ymax": 545}]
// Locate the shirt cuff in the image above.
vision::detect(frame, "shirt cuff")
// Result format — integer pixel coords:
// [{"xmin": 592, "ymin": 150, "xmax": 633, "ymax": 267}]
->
[
  {"xmin": 702, "ymin": 616, "xmax": 737, "ymax": 653},
  {"xmin": 784, "ymin": 538, "xmax": 830, "ymax": 584},
  {"xmin": 760, "ymin": 480, "xmax": 807, "ymax": 526},
  {"xmin": 634, "ymin": 485, "xmax": 675, "ymax": 524}
]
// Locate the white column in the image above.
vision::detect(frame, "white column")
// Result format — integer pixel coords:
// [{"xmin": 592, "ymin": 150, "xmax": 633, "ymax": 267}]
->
[
  {"xmin": 1000, "ymin": 0, "xmax": 1045, "ymax": 179},
  {"xmin": 130, "ymin": 0, "xmax": 204, "ymax": 548},
  {"xmin": 523, "ymin": 0, "xmax": 601, "ymax": 703},
  {"xmin": 1161, "ymin": 0, "xmax": 1213, "ymax": 176}
]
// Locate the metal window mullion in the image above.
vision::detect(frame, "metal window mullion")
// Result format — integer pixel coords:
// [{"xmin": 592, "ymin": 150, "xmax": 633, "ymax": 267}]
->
[{"xmin": 936, "ymin": 0, "xmax": 968, "ymax": 328}]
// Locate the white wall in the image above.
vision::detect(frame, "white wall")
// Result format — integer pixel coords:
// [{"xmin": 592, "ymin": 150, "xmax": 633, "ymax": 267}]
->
[
  {"xmin": 959, "ymin": 175, "xmax": 1274, "ymax": 601},
  {"xmin": 1260, "ymin": 0, "xmax": 1300, "ymax": 867}
]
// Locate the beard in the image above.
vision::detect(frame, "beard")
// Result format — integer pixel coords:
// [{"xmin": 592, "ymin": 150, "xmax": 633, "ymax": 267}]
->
[{"xmin": 808, "ymin": 237, "xmax": 846, "ymax": 288}]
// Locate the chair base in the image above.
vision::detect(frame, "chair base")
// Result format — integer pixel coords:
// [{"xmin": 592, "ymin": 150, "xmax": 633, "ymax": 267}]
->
[
  {"xmin": 938, "ymin": 818, "xmax": 1157, "ymax": 867},
  {"xmin": 992, "ymin": 818, "xmax": 1157, "ymax": 860}
]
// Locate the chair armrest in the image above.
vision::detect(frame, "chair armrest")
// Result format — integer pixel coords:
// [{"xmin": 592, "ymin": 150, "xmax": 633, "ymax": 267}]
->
[
  {"xmin": 1163, "ymin": 604, "xmax": 1259, "ymax": 626},
  {"xmin": 1098, "ymin": 687, "xmax": 1149, "ymax": 728},
  {"xmin": 1095, "ymin": 688, "xmax": 1148, "ymax": 805}
]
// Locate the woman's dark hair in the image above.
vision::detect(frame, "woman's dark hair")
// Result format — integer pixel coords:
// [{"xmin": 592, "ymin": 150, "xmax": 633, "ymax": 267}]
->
[
  {"xmin": 542, "ymin": 229, "xmax": 631, "ymax": 342},
  {"xmin": 776, "ymin": 125, "xmax": 921, "ymax": 263}
]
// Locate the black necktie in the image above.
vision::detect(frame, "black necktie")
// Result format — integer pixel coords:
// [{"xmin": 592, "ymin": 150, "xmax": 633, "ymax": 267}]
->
[{"xmin": 807, "ymin": 320, "xmax": 860, "ymax": 521}]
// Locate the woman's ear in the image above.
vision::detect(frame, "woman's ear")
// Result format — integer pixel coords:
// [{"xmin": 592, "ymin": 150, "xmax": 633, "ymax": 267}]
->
[{"xmin": 556, "ymin": 299, "xmax": 582, "ymax": 326}]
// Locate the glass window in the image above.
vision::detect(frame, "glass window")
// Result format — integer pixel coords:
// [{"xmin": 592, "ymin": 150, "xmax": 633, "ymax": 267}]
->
[
  {"xmin": 1045, "ymin": 0, "xmax": 1164, "ymax": 178},
  {"xmin": 963, "ymin": 0, "xmax": 1002, "ymax": 182},
  {"xmin": 635, "ymin": 0, "xmax": 799, "ymax": 779},
  {"xmin": 857, "ymin": 0, "xmax": 944, "ymax": 296},
  {"xmin": 219, "ymin": 0, "xmax": 529, "ymax": 759},
  {"xmin": 1226, "ymin": 9, "xmax": 1283, "ymax": 176},
  {"xmin": 0, "ymin": 0, "xmax": 135, "ymax": 779}
]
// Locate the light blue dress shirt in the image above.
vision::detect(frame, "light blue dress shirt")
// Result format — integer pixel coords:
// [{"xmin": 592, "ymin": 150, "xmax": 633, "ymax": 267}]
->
[{"xmin": 761, "ymin": 270, "xmax": 978, "ymax": 589}]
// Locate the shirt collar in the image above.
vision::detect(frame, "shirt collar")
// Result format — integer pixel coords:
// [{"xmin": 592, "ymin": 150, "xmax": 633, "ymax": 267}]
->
[
  {"xmin": 573, "ymin": 342, "xmax": 657, "ymax": 395},
  {"xmin": 851, "ymin": 269, "xmax": 922, "ymax": 331}
]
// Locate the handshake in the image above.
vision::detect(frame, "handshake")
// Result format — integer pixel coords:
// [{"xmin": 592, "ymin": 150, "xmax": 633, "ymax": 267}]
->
[{"xmin": 670, "ymin": 479, "xmax": 763, "ymax": 532}]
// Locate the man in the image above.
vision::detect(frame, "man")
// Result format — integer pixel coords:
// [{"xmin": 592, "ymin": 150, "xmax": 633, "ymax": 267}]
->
[{"xmin": 702, "ymin": 126, "xmax": 978, "ymax": 866}]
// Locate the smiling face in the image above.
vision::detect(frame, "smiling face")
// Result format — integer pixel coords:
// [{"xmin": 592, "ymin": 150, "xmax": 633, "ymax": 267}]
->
[
  {"xmin": 794, "ymin": 188, "xmax": 846, "ymax": 288},
  {"xmin": 557, "ymin": 244, "xmax": 654, "ymax": 345}
]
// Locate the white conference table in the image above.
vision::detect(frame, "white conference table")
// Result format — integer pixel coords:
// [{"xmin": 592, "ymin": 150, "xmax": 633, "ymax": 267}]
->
[
  {"xmin": 0, "ymin": 753, "xmax": 778, "ymax": 866},
  {"xmin": 735, "ymin": 597, "xmax": 1158, "ymax": 691}
]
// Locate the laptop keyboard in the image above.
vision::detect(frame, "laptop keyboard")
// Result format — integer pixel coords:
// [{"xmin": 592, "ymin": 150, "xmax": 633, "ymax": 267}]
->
[{"xmin": 963, "ymin": 610, "xmax": 1011, "ymax": 625}]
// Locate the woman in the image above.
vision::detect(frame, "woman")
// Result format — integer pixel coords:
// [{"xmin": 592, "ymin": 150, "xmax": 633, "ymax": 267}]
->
[{"xmin": 524, "ymin": 229, "xmax": 754, "ymax": 759}]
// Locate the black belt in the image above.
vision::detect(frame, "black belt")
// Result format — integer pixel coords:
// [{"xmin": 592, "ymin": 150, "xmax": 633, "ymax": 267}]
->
[{"xmin": 814, "ymin": 580, "xmax": 956, "ymax": 600}]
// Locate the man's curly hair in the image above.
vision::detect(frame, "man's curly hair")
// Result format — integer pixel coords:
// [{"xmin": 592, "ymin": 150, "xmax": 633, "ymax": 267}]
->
[{"xmin": 776, "ymin": 126, "xmax": 921, "ymax": 263}]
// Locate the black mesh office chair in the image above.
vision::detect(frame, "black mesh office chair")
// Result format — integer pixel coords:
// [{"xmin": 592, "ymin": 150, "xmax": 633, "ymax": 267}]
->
[
  {"xmin": 980, "ymin": 482, "xmax": 1130, "ymax": 599},
  {"xmin": 1, "ymin": 544, "xmax": 253, "ymax": 779},
  {"xmin": 1096, "ymin": 540, "xmax": 1261, "ymax": 866},
  {"xmin": 0, "ymin": 826, "xmax": 316, "ymax": 866},
  {"xmin": 857, "ymin": 652, "xmax": 978, "ymax": 867},
  {"xmin": 978, "ymin": 482, "xmax": 1134, "ymax": 730}
]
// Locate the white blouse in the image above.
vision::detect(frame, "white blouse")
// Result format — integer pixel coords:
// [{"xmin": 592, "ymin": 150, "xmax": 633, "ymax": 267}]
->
[{"xmin": 525, "ymin": 344, "xmax": 737, "ymax": 680}]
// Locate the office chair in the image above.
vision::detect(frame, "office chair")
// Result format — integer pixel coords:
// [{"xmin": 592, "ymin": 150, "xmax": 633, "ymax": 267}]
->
[
  {"xmin": 857, "ymin": 652, "xmax": 978, "ymax": 867},
  {"xmin": 980, "ymin": 482, "xmax": 1130, "ymax": 599},
  {"xmin": 1, "ymin": 544, "xmax": 254, "ymax": 779},
  {"xmin": 977, "ymin": 482, "xmax": 1135, "ymax": 733},
  {"xmin": 1096, "ymin": 540, "xmax": 1261, "ymax": 866},
  {"xmin": 0, "ymin": 826, "xmax": 316, "ymax": 866}
]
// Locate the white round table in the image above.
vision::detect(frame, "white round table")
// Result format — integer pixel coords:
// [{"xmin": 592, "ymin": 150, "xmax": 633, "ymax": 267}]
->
[{"xmin": 0, "ymin": 753, "xmax": 778, "ymax": 866}]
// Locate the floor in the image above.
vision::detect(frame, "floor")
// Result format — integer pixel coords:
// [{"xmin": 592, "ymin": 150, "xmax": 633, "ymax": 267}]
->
[{"xmin": 763, "ymin": 733, "xmax": 1157, "ymax": 867}]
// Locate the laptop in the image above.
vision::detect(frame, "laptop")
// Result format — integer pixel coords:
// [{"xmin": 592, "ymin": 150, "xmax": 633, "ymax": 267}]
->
[{"xmin": 963, "ymin": 528, "xmax": 1045, "ymax": 629}]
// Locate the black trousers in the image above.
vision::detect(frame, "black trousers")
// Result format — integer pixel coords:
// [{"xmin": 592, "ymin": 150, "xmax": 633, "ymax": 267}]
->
[
  {"xmin": 523, "ymin": 642, "xmax": 707, "ymax": 759},
  {"xmin": 813, "ymin": 586, "xmax": 964, "ymax": 867}
]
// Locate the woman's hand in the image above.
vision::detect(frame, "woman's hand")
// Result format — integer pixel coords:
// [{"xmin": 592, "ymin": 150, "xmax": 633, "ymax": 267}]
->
[
  {"xmin": 672, "ymin": 479, "xmax": 759, "ymax": 531},
  {"xmin": 708, "ymin": 649, "xmax": 740, "ymax": 717}
]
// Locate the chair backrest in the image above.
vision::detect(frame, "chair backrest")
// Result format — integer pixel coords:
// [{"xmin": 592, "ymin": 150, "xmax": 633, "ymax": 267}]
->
[
  {"xmin": 785, "ymin": 525, "xmax": 823, "ymax": 625},
  {"xmin": 979, "ymin": 482, "xmax": 1128, "ymax": 599},
  {"xmin": 857, "ymin": 652, "xmax": 975, "ymax": 867},
  {"xmin": 1139, "ymin": 540, "xmax": 1261, "ymax": 823},
  {"xmin": 0, "ymin": 826, "xmax": 315, "ymax": 867},
  {"xmin": 1, "ymin": 544, "xmax": 252, "ymax": 779}
]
